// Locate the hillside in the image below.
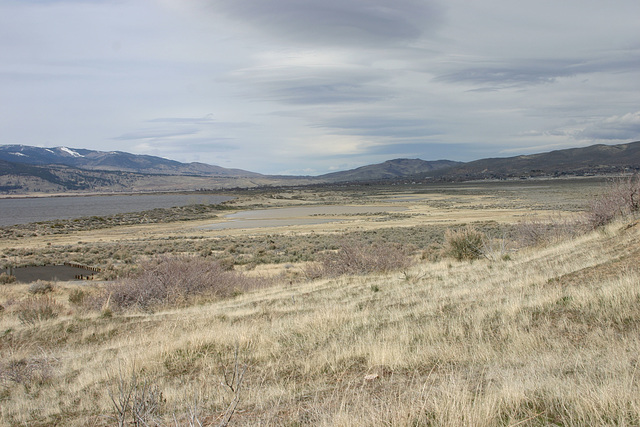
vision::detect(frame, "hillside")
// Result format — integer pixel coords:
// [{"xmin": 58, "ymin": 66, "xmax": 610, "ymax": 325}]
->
[
  {"xmin": 317, "ymin": 158, "xmax": 462, "ymax": 182},
  {"xmin": 0, "ymin": 159, "xmax": 316, "ymax": 193},
  {"xmin": 425, "ymin": 141, "xmax": 640, "ymax": 180},
  {"xmin": 1, "ymin": 215, "xmax": 639, "ymax": 425}
]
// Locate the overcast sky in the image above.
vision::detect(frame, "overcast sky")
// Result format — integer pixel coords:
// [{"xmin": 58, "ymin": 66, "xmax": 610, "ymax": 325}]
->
[{"xmin": 1, "ymin": 0, "xmax": 639, "ymax": 175}]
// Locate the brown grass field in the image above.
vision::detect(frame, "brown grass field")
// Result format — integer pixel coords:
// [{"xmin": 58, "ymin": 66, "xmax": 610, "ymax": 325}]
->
[{"xmin": 2, "ymin": 178, "xmax": 640, "ymax": 426}]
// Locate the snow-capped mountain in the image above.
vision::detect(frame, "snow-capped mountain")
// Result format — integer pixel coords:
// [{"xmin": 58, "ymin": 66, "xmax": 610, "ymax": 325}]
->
[{"xmin": 0, "ymin": 145, "xmax": 260, "ymax": 177}]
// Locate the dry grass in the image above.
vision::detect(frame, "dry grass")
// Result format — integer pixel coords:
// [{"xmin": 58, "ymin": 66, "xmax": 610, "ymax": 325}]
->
[{"xmin": 1, "ymin": 216, "xmax": 639, "ymax": 425}]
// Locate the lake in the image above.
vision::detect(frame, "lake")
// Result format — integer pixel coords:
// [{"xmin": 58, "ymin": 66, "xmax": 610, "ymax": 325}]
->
[{"xmin": 0, "ymin": 193, "xmax": 233, "ymax": 226}]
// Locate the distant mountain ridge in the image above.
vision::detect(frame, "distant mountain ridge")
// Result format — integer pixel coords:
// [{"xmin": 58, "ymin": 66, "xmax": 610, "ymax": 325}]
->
[
  {"xmin": 318, "ymin": 158, "xmax": 462, "ymax": 182},
  {"xmin": 0, "ymin": 145, "xmax": 261, "ymax": 177},
  {"xmin": 1, "ymin": 141, "xmax": 640, "ymax": 194},
  {"xmin": 0, "ymin": 145, "xmax": 460, "ymax": 183},
  {"xmin": 424, "ymin": 141, "xmax": 640, "ymax": 180}
]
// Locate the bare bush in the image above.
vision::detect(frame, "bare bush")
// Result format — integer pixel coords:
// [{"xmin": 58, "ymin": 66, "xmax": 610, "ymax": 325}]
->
[
  {"xmin": 108, "ymin": 348, "xmax": 247, "ymax": 426},
  {"xmin": 481, "ymin": 232, "xmax": 512, "ymax": 261},
  {"xmin": 586, "ymin": 174, "xmax": 640, "ymax": 228},
  {"xmin": 443, "ymin": 226, "xmax": 485, "ymax": 261},
  {"xmin": 219, "ymin": 346, "xmax": 247, "ymax": 427},
  {"xmin": 106, "ymin": 256, "xmax": 270, "ymax": 311},
  {"xmin": 108, "ymin": 367, "xmax": 164, "ymax": 427},
  {"xmin": 309, "ymin": 239, "xmax": 412, "ymax": 278},
  {"xmin": 513, "ymin": 214, "xmax": 585, "ymax": 248}
]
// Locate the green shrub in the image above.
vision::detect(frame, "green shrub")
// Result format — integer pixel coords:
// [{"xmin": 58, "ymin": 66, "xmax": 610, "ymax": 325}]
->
[{"xmin": 443, "ymin": 226, "xmax": 485, "ymax": 261}]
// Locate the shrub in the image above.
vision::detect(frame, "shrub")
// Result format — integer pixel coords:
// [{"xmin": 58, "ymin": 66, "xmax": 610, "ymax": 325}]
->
[
  {"xmin": 443, "ymin": 226, "xmax": 485, "ymax": 261},
  {"xmin": 0, "ymin": 272, "xmax": 16, "ymax": 285},
  {"xmin": 421, "ymin": 243, "xmax": 443, "ymax": 262},
  {"xmin": 28, "ymin": 280, "xmax": 55, "ymax": 295},
  {"xmin": 0, "ymin": 356, "xmax": 55, "ymax": 388},
  {"xmin": 15, "ymin": 295, "xmax": 64, "ymax": 325},
  {"xmin": 106, "ymin": 256, "xmax": 270, "ymax": 310},
  {"xmin": 68, "ymin": 288, "xmax": 86, "ymax": 306},
  {"xmin": 586, "ymin": 175, "xmax": 640, "ymax": 228},
  {"xmin": 513, "ymin": 214, "xmax": 585, "ymax": 248},
  {"xmin": 309, "ymin": 239, "xmax": 412, "ymax": 278}
]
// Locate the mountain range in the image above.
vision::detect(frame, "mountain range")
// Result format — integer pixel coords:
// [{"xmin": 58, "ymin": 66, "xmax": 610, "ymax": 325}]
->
[
  {"xmin": 0, "ymin": 145, "xmax": 261, "ymax": 177},
  {"xmin": 1, "ymin": 141, "xmax": 639, "ymax": 194},
  {"xmin": 424, "ymin": 142, "xmax": 640, "ymax": 180}
]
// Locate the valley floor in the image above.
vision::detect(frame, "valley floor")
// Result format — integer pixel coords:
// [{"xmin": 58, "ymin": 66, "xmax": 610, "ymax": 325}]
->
[
  {"xmin": 1, "ymin": 217, "xmax": 639, "ymax": 425},
  {"xmin": 1, "ymin": 178, "xmax": 638, "ymax": 426}
]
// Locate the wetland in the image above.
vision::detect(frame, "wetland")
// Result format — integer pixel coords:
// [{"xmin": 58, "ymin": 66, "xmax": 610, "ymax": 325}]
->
[{"xmin": 0, "ymin": 178, "xmax": 606, "ymax": 279}]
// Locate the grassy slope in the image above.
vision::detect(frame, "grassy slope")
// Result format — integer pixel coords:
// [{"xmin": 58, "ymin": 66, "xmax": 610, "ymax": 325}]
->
[{"xmin": 1, "ymin": 220, "xmax": 639, "ymax": 426}]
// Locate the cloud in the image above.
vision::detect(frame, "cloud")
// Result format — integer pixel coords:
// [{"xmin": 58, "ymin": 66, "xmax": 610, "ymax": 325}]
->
[
  {"xmin": 436, "ymin": 61, "xmax": 574, "ymax": 87},
  {"xmin": 577, "ymin": 112, "xmax": 640, "ymax": 141},
  {"xmin": 316, "ymin": 116, "xmax": 441, "ymax": 139},
  {"xmin": 148, "ymin": 115, "xmax": 216, "ymax": 125},
  {"xmin": 229, "ymin": 60, "xmax": 392, "ymax": 105},
  {"xmin": 434, "ymin": 53, "xmax": 640, "ymax": 89},
  {"xmin": 206, "ymin": 0, "xmax": 444, "ymax": 47},
  {"xmin": 113, "ymin": 128, "xmax": 200, "ymax": 141},
  {"xmin": 266, "ymin": 81, "xmax": 388, "ymax": 105},
  {"xmin": 2, "ymin": 0, "xmax": 640, "ymax": 175}
]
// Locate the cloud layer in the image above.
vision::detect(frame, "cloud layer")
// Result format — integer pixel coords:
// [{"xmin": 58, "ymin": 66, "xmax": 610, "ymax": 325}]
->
[{"xmin": 0, "ymin": 0, "xmax": 639, "ymax": 174}]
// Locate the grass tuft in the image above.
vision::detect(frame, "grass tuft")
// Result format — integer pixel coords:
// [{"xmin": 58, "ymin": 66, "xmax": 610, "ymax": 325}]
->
[{"xmin": 15, "ymin": 295, "xmax": 64, "ymax": 325}]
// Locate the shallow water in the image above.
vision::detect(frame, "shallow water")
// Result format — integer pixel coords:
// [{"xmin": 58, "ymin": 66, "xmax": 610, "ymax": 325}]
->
[
  {"xmin": 0, "ymin": 194, "xmax": 232, "ymax": 226},
  {"xmin": 200, "ymin": 205, "xmax": 406, "ymax": 230},
  {"xmin": 1, "ymin": 265, "xmax": 98, "ymax": 283},
  {"xmin": 225, "ymin": 205, "xmax": 403, "ymax": 219}
]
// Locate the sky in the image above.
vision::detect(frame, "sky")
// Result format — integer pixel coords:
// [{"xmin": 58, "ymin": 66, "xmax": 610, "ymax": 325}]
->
[{"xmin": 1, "ymin": 0, "xmax": 639, "ymax": 175}]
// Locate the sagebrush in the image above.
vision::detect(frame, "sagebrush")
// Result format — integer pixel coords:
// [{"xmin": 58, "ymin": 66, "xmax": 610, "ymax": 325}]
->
[
  {"xmin": 105, "ymin": 256, "xmax": 271, "ymax": 310},
  {"xmin": 443, "ymin": 226, "xmax": 485, "ymax": 261},
  {"xmin": 307, "ymin": 239, "xmax": 412, "ymax": 278},
  {"xmin": 15, "ymin": 295, "xmax": 64, "ymax": 325}
]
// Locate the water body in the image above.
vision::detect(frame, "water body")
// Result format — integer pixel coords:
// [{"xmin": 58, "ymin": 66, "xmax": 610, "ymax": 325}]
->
[
  {"xmin": 0, "ymin": 194, "xmax": 233, "ymax": 226},
  {"xmin": 1, "ymin": 265, "xmax": 98, "ymax": 283},
  {"xmin": 201, "ymin": 205, "xmax": 406, "ymax": 230}
]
